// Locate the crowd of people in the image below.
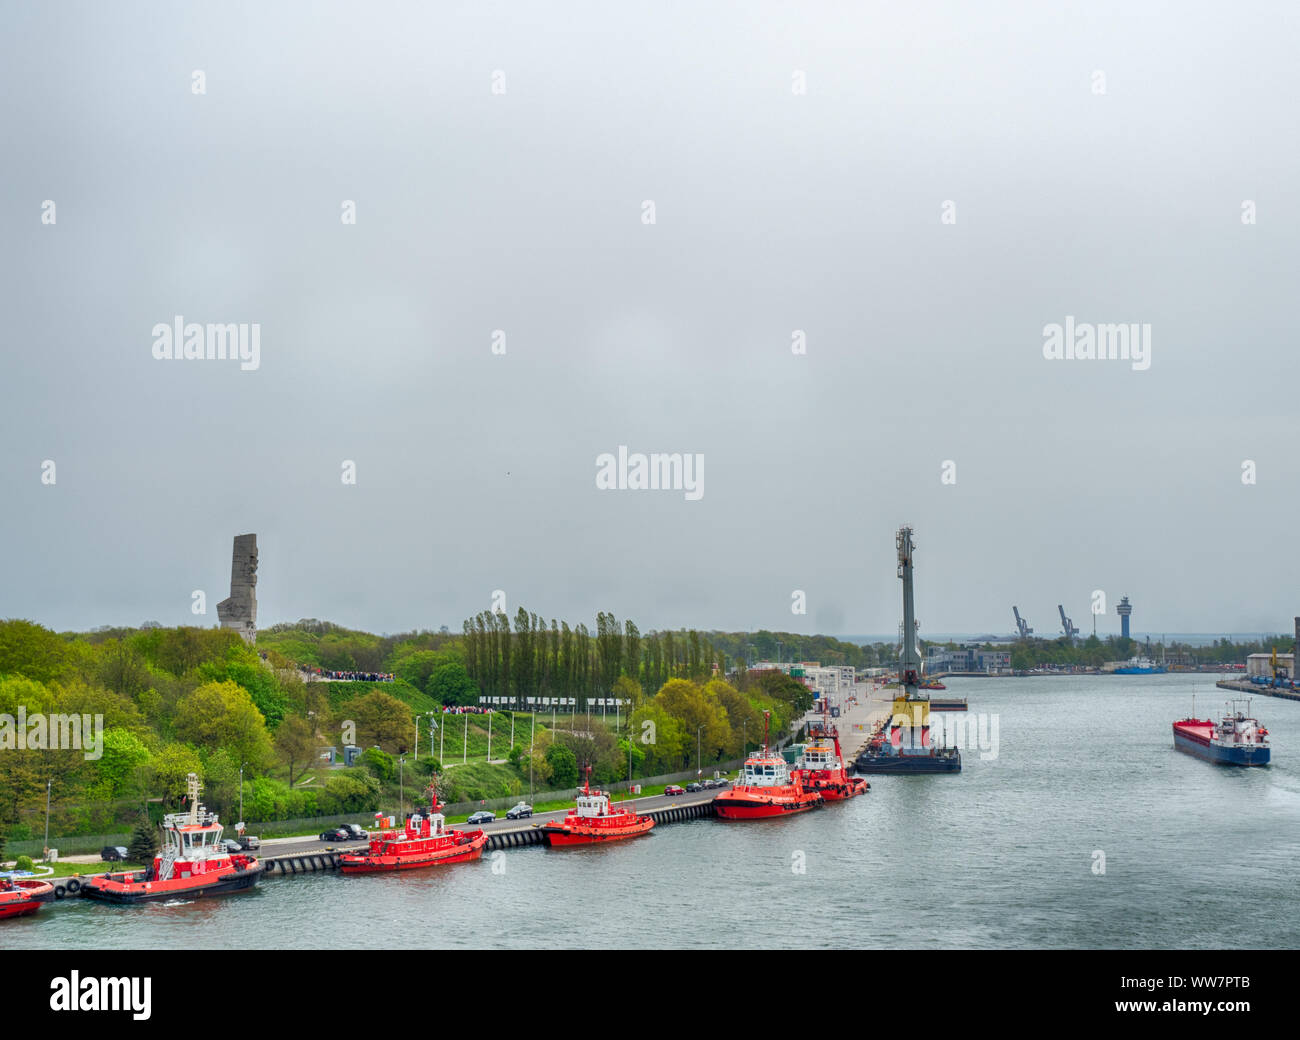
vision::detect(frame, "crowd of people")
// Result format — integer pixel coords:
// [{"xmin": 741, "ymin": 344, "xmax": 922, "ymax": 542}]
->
[
  {"xmin": 439, "ymin": 704, "xmax": 493, "ymax": 714},
  {"xmin": 298, "ymin": 664, "xmax": 395, "ymax": 683}
]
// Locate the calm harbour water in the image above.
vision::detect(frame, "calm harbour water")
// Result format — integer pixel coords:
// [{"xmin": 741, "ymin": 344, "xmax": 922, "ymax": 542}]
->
[{"xmin": 8, "ymin": 674, "xmax": 1299, "ymax": 950}]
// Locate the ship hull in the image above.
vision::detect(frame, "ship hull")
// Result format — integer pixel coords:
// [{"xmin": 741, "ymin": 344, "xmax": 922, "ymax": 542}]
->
[
  {"xmin": 0, "ymin": 881, "xmax": 55, "ymax": 919},
  {"xmin": 804, "ymin": 778, "xmax": 869, "ymax": 801},
  {"xmin": 1172, "ymin": 725, "xmax": 1270, "ymax": 767},
  {"xmin": 713, "ymin": 794, "xmax": 823, "ymax": 819},
  {"xmin": 339, "ymin": 833, "xmax": 487, "ymax": 873},
  {"xmin": 855, "ymin": 750, "xmax": 962, "ymax": 774},
  {"xmin": 541, "ymin": 818, "xmax": 655, "ymax": 846},
  {"xmin": 82, "ymin": 863, "xmax": 262, "ymax": 903}
]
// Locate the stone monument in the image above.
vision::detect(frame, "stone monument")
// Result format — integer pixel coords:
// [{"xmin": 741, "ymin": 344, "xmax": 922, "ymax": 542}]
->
[{"xmin": 216, "ymin": 533, "xmax": 258, "ymax": 644}]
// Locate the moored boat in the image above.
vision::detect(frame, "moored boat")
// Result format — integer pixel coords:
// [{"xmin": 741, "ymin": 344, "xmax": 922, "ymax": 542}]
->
[
  {"xmin": 714, "ymin": 711, "xmax": 824, "ymax": 819},
  {"xmin": 82, "ymin": 773, "xmax": 262, "ymax": 904},
  {"xmin": 0, "ymin": 874, "xmax": 55, "ymax": 920},
  {"xmin": 540, "ymin": 768, "xmax": 655, "ymax": 846},
  {"xmin": 340, "ymin": 789, "xmax": 487, "ymax": 872},
  {"xmin": 1173, "ymin": 700, "xmax": 1270, "ymax": 767},
  {"xmin": 794, "ymin": 716, "xmax": 868, "ymax": 801}
]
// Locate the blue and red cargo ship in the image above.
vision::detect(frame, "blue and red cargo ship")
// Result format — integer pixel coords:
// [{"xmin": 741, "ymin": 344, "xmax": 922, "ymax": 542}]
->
[{"xmin": 1172, "ymin": 702, "xmax": 1270, "ymax": 767}]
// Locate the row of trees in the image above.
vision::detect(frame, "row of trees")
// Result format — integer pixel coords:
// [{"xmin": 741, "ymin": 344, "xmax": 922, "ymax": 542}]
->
[{"xmin": 461, "ymin": 608, "xmax": 729, "ymax": 702}]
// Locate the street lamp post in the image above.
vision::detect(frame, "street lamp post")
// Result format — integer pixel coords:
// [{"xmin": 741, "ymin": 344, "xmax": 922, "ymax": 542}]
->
[
  {"xmin": 463, "ymin": 713, "xmax": 468, "ymax": 764},
  {"xmin": 439, "ymin": 716, "xmax": 445, "ymax": 763},
  {"xmin": 43, "ymin": 778, "xmax": 51, "ymax": 860},
  {"xmin": 487, "ymin": 712, "xmax": 492, "ymax": 761},
  {"xmin": 238, "ymin": 764, "xmax": 244, "ymax": 829},
  {"xmin": 697, "ymin": 725, "xmax": 703, "ymax": 778},
  {"xmin": 399, "ymin": 756, "xmax": 405, "ymax": 817}
]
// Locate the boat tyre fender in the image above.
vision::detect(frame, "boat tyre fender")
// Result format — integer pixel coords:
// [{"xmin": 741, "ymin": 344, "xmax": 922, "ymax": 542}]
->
[
  {"xmin": 65, "ymin": 879, "xmax": 81, "ymax": 895},
  {"xmin": 54, "ymin": 884, "xmax": 67, "ymax": 899}
]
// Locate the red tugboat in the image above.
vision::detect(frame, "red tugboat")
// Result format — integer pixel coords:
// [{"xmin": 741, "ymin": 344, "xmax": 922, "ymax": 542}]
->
[
  {"xmin": 540, "ymin": 767, "xmax": 655, "ymax": 846},
  {"xmin": 714, "ymin": 711, "xmax": 824, "ymax": 820},
  {"xmin": 82, "ymin": 774, "xmax": 262, "ymax": 903},
  {"xmin": 339, "ymin": 788, "xmax": 488, "ymax": 873},
  {"xmin": 794, "ymin": 713, "xmax": 868, "ymax": 801},
  {"xmin": 0, "ymin": 874, "xmax": 55, "ymax": 920}
]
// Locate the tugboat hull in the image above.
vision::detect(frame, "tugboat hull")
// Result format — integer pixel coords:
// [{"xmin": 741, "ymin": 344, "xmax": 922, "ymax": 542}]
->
[
  {"xmin": 82, "ymin": 863, "xmax": 263, "ymax": 903},
  {"xmin": 541, "ymin": 817, "xmax": 655, "ymax": 845},
  {"xmin": 713, "ymin": 795, "xmax": 823, "ymax": 819},
  {"xmin": 0, "ymin": 880, "xmax": 55, "ymax": 919},
  {"xmin": 340, "ymin": 833, "xmax": 488, "ymax": 873}
]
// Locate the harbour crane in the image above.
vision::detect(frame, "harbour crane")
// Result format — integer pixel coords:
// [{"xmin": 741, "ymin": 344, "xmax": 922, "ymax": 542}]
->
[
  {"xmin": 1058, "ymin": 604, "xmax": 1079, "ymax": 642},
  {"xmin": 1012, "ymin": 606, "xmax": 1032, "ymax": 639}
]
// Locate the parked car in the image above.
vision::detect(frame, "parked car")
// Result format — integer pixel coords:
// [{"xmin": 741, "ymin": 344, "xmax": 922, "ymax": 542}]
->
[
  {"xmin": 219, "ymin": 838, "xmax": 243, "ymax": 854},
  {"xmin": 701, "ymin": 778, "xmax": 720, "ymax": 789},
  {"xmin": 713, "ymin": 776, "xmax": 732, "ymax": 787},
  {"xmin": 319, "ymin": 827, "xmax": 350, "ymax": 842},
  {"xmin": 101, "ymin": 846, "xmax": 129, "ymax": 862},
  {"xmin": 340, "ymin": 824, "xmax": 368, "ymax": 840},
  {"xmin": 664, "ymin": 785, "xmax": 685, "ymax": 796},
  {"xmin": 466, "ymin": 811, "xmax": 496, "ymax": 825},
  {"xmin": 235, "ymin": 834, "xmax": 261, "ymax": 850},
  {"xmin": 505, "ymin": 803, "xmax": 533, "ymax": 820},
  {"xmin": 685, "ymin": 782, "xmax": 703, "ymax": 793}
]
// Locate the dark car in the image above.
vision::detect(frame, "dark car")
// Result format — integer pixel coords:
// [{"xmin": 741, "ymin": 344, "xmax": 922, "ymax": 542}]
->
[
  {"xmin": 340, "ymin": 824, "xmax": 368, "ymax": 840},
  {"xmin": 219, "ymin": 838, "xmax": 243, "ymax": 854},
  {"xmin": 713, "ymin": 776, "xmax": 732, "ymax": 787},
  {"xmin": 319, "ymin": 827, "xmax": 350, "ymax": 842},
  {"xmin": 505, "ymin": 803, "xmax": 532, "ymax": 820},
  {"xmin": 236, "ymin": 834, "xmax": 261, "ymax": 850},
  {"xmin": 701, "ymin": 778, "xmax": 719, "ymax": 789},
  {"xmin": 101, "ymin": 846, "xmax": 129, "ymax": 862},
  {"xmin": 466, "ymin": 811, "xmax": 496, "ymax": 825},
  {"xmin": 664, "ymin": 785, "xmax": 685, "ymax": 796},
  {"xmin": 685, "ymin": 782, "xmax": 703, "ymax": 793}
]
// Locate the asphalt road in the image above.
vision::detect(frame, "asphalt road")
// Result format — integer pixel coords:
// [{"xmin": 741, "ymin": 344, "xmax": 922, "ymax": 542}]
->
[{"xmin": 260, "ymin": 788, "xmax": 724, "ymax": 858}]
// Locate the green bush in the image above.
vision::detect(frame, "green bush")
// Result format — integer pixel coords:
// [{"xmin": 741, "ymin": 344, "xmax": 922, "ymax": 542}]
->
[
  {"xmin": 14, "ymin": 855, "xmax": 35, "ymax": 872},
  {"xmin": 358, "ymin": 747, "xmax": 395, "ymax": 784}
]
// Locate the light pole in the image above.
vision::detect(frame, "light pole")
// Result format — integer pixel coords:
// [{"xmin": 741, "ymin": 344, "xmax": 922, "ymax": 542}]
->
[
  {"xmin": 238, "ymin": 764, "xmax": 245, "ymax": 829},
  {"xmin": 529, "ymin": 710, "xmax": 536, "ymax": 801},
  {"xmin": 743, "ymin": 719, "xmax": 748, "ymax": 757},
  {"xmin": 399, "ymin": 756, "xmax": 405, "ymax": 817},
  {"xmin": 439, "ymin": 715, "xmax": 445, "ymax": 763},
  {"xmin": 697, "ymin": 725, "xmax": 704, "ymax": 778},
  {"xmin": 487, "ymin": 712, "xmax": 493, "ymax": 761},
  {"xmin": 463, "ymin": 713, "xmax": 468, "ymax": 764},
  {"xmin": 43, "ymin": 778, "xmax": 51, "ymax": 860}
]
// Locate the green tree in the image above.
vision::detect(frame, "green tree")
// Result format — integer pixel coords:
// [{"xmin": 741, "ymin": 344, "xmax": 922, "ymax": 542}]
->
[
  {"xmin": 545, "ymin": 743, "xmax": 578, "ymax": 788},
  {"xmin": 174, "ymin": 680, "xmax": 273, "ymax": 769},
  {"xmin": 274, "ymin": 714, "xmax": 317, "ymax": 786},
  {"xmin": 427, "ymin": 662, "xmax": 478, "ymax": 706},
  {"xmin": 343, "ymin": 690, "xmax": 413, "ymax": 753},
  {"xmin": 127, "ymin": 814, "xmax": 157, "ymax": 864}
]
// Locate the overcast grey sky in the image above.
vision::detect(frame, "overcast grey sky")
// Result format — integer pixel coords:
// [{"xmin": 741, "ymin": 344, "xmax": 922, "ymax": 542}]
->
[{"xmin": 2, "ymin": 1, "xmax": 1298, "ymax": 639}]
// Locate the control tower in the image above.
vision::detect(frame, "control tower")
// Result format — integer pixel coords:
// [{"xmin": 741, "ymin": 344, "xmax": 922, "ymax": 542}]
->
[{"xmin": 1116, "ymin": 596, "xmax": 1133, "ymax": 640}]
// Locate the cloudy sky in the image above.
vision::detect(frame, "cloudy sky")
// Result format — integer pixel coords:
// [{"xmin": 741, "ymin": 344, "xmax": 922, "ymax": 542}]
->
[{"xmin": 2, "ymin": 2, "xmax": 1298, "ymax": 639}]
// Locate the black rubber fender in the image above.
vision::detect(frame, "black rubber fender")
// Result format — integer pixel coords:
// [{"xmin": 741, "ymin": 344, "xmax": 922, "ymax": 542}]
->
[
  {"xmin": 54, "ymin": 884, "xmax": 67, "ymax": 899},
  {"xmin": 65, "ymin": 879, "xmax": 81, "ymax": 895}
]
